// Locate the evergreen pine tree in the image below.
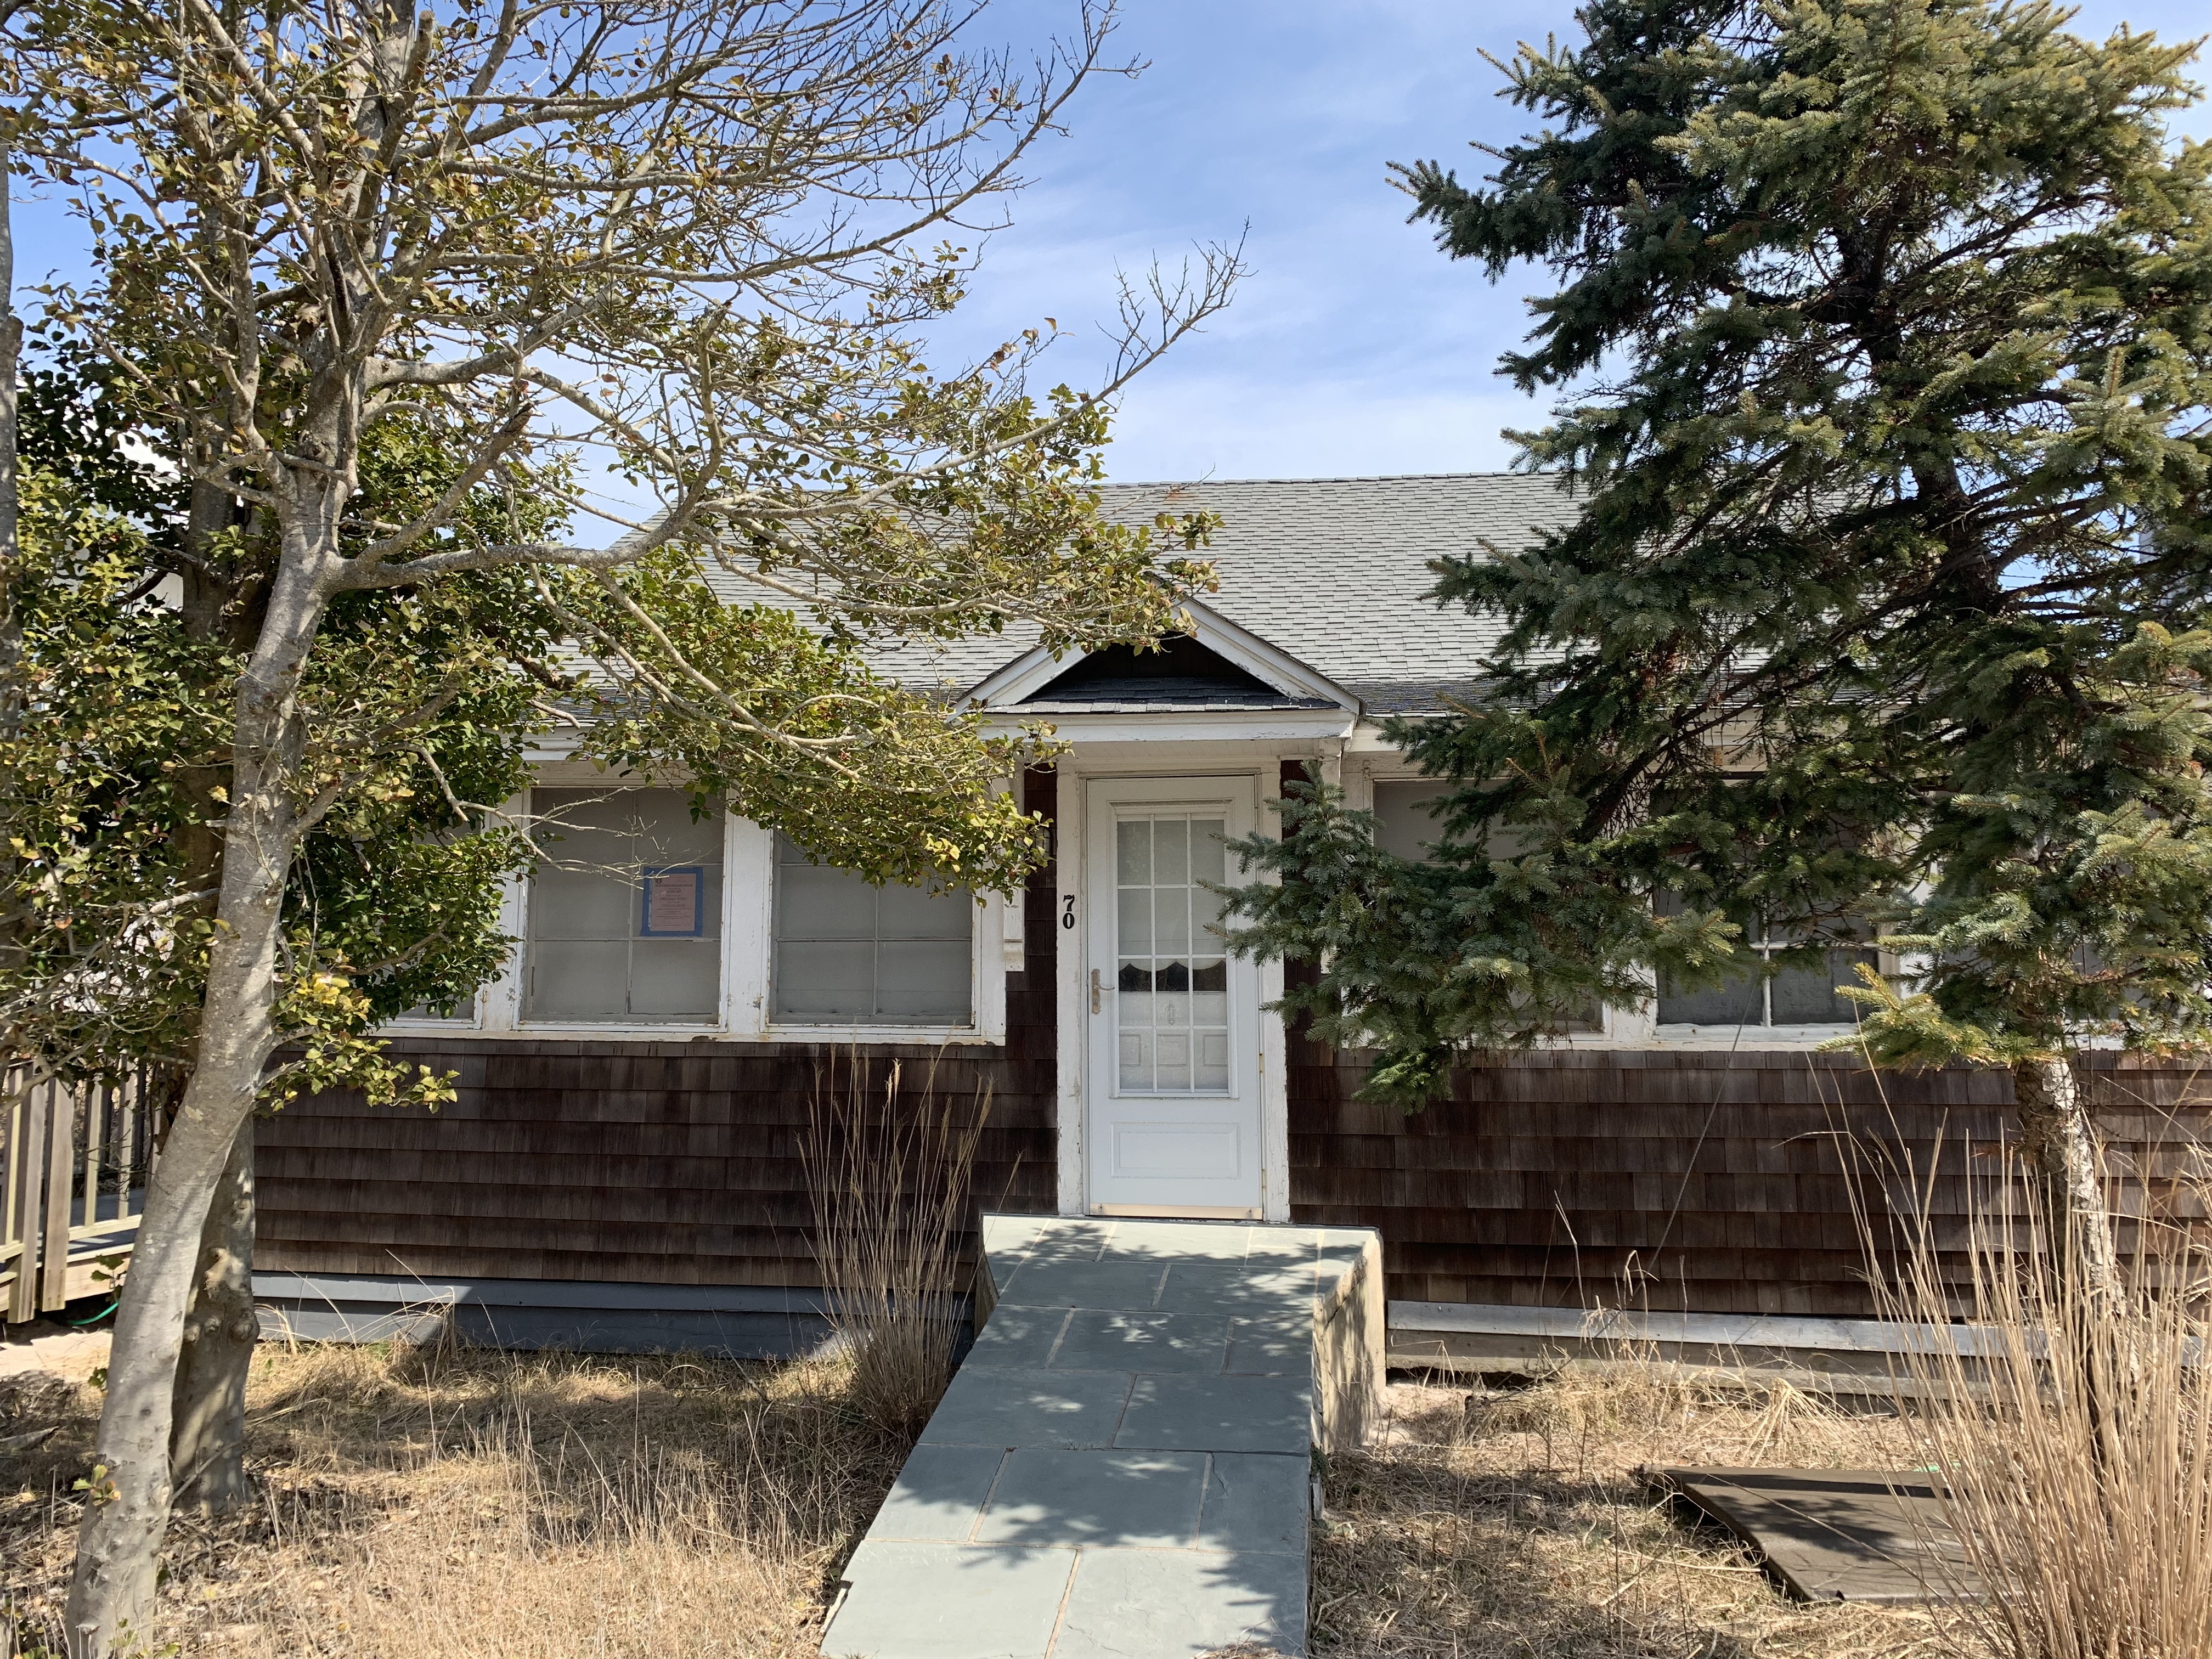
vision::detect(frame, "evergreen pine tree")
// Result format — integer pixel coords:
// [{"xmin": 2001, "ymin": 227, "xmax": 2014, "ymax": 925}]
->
[{"xmin": 1228, "ymin": 0, "xmax": 2212, "ymax": 1290}]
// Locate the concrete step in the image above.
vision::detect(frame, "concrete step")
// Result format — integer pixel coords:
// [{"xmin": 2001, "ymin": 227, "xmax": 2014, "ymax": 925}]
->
[{"xmin": 821, "ymin": 1214, "xmax": 1384, "ymax": 1659}]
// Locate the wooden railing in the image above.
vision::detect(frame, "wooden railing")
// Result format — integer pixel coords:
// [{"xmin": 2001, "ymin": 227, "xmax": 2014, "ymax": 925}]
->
[{"xmin": 2, "ymin": 1066, "xmax": 160, "ymax": 1323}]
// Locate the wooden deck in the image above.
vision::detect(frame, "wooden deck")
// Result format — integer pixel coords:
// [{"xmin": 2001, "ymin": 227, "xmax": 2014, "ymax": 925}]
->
[{"xmin": 3, "ymin": 1069, "xmax": 157, "ymax": 1322}]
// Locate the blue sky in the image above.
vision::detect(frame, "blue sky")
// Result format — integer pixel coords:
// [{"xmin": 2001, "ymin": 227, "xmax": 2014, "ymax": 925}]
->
[
  {"xmin": 924, "ymin": 0, "xmax": 2212, "ymax": 482},
  {"xmin": 14, "ymin": 0, "xmax": 2209, "ymax": 486}
]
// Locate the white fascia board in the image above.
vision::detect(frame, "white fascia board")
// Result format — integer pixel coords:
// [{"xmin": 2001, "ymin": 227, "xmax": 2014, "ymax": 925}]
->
[
  {"xmin": 961, "ymin": 597, "xmax": 1359, "ymax": 713},
  {"xmin": 1342, "ymin": 719, "xmax": 1419, "ymax": 754},
  {"xmin": 1344, "ymin": 714, "xmax": 1449, "ymax": 754},
  {"xmin": 979, "ymin": 709, "xmax": 1358, "ymax": 746}
]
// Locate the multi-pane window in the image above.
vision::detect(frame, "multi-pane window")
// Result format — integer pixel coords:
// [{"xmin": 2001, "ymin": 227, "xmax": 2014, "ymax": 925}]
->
[
  {"xmin": 1656, "ymin": 907, "xmax": 1877, "ymax": 1026},
  {"xmin": 1116, "ymin": 815, "xmax": 1231, "ymax": 1094},
  {"xmin": 523, "ymin": 788, "xmax": 723, "ymax": 1023},
  {"xmin": 398, "ymin": 998, "xmax": 475, "ymax": 1023},
  {"xmin": 771, "ymin": 835, "xmax": 973, "ymax": 1025}
]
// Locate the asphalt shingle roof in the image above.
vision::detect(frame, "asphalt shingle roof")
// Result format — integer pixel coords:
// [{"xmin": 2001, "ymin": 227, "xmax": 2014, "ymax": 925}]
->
[{"xmin": 708, "ymin": 472, "xmax": 1571, "ymax": 716}]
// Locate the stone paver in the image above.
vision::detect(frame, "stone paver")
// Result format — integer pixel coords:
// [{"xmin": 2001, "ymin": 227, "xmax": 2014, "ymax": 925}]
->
[
  {"xmin": 866, "ymin": 1444, "xmax": 1009, "ymax": 1541},
  {"xmin": 1052, "ymin": 1548, "xmax": 1307, "ymax": 1659},
  {"xmin": 996, "ymin": 1257, "xmax": 1170, "ymax": 1311},
  {"xmin": 1198, "ymin": 1453, "xmax": 1310, "ymax": 1554},
  {"xmin": 827, "ymin": 1542, "xmax": 1076, "ymax": 1659},
  {"xmin": 821, "ymin": 1215, "xmax": 1383, "ymax": 1659},
  {"xmin": 1050, "ymin": 1311, "xmax": 1230, "ymax": 1373},
  {"xmin": 1224, "ymin": 1314, "xmax": 1309, "ymax": 1375},
  {"xmin": 918, "ymin": 1366, "xmax": 1135, "ymax": 1449},
  {"xmin": 966, "ymin": 1308, "xmax": 1071, "ymax": 1368},
  {"xmin": 975, "ymin": 1449, "xmax": 1207, "ymax": 1548},
  {"xmin": 1115, "ymin": 1373, "xmax": 1313, "ymax": 1453}
]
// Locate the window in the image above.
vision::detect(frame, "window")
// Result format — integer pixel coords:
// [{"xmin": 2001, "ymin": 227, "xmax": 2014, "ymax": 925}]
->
[
  {"xmin": 523, "ymin": 788, "xmax": 723, "ymax": 1023},
  {"xmin": 1371, "ymin": 777, "xmax": 1601, "ymax": 1033},
  {"xmin": 397, "ymin": 997, "xmax": 477, "ymax": 1024},
  {"xmin": 1657, "ymin": 907, "xmax": 1877, "ymax": 1026},
  {"xmin": 1372, "ymin": 781, "xmax": 1449, "ymax": 862},
  {"xmin": 771, "ymin": 835, "xmax": 973, "ymax": 1025}
]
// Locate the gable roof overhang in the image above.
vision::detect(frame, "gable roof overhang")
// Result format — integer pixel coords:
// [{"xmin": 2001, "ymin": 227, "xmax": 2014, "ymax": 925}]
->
[{"xmin": 960, "ymin": 596, "xmax": 1361, "ymax": 719}]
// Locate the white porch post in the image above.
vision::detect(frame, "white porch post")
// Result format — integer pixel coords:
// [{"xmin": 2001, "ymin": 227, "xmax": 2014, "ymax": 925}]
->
[{"xmin": 1053, "ymin": 761, "xmax": 1087, "ymax": 1216}]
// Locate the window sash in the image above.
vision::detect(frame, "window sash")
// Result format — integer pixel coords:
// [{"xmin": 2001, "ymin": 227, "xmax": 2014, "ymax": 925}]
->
[
  {"xmin": 522, "ymin": 788, "xmax": 725, "ymax": 1024},
  {"xmin": 1369, "ymin": 779, "xmax": 1601, "ymax": 1033},
  {"xmin": 769, "ymin": 834, "xmax": 974, "ymax": 1026},
  {"xmin": 1656, "ymin": 912, "xmax": 1877, "ymax": 1027}
]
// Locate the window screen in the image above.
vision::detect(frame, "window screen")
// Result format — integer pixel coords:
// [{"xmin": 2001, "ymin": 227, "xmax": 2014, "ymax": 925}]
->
[
  {"xmin": 523, "ymin": 788, "xmax": 723, "ymax": 1023},
  {"xmin": 771, "ymin": 835, "xmax": 973, "ymax": 1024}
]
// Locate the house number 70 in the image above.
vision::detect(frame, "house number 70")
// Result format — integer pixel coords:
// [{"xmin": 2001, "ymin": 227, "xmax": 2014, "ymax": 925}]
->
[{"xmin": 1061, "ymin": 895, "xmax": 1076, "ymax": 930}]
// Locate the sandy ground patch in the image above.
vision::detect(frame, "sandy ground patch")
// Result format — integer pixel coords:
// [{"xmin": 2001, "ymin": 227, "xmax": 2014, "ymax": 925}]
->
[{"xmin": 0, "ymin": 1325, "xmax": 111, "ymax": 1385}]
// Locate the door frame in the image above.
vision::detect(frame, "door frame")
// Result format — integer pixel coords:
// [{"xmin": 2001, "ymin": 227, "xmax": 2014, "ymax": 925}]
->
[{"xmin": 1053, "ymin": 762, "xmax": 1290, "ymax": 1222}]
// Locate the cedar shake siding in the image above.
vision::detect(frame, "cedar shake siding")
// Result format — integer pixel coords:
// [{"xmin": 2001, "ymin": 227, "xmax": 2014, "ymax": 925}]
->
[
  {"xmin": 255, "ymin": 1033, "xmax": 1059, "ymax": 1288},
  {"xmin": 259, "ymin": 1037, "xmax": 2212, "ymax": 1319},
  {"xmin": 1286, "ymin": 1047, "xmax": 2212, "ymax": 1318},
  {"xmin": 252, "ymin": 755, "xmax": 2212, "ymax": 1319}
]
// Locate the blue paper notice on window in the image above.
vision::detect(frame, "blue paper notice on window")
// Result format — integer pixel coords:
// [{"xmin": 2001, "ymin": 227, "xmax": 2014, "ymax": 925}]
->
[{"xmin": 640, "ymin": 866, "xmax": 706, "ymax": 936}]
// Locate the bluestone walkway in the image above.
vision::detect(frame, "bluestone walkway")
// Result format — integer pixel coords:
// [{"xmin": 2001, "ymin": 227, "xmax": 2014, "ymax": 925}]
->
[{"xmin": 821, "ymin": 1214, "xmax": 1384, "ymax": 1659}]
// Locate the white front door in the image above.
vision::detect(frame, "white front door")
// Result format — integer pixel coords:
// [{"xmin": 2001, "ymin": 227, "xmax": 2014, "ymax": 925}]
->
[{"xmin": 1084, "ymin": 776, "xmax": 1265, "ymax": 1217}]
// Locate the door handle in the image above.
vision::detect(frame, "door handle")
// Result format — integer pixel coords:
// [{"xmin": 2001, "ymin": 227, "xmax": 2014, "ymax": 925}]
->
[{"xmin": 1091, "ymin": 968, "xmax": 1102, "ymax": 1014}]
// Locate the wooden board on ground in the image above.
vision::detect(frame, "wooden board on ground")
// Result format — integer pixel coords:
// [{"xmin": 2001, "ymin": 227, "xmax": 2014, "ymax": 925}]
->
[{"xmin": 1651, "ymin": 1467, "xmax": 1979, "ymax": 1604}]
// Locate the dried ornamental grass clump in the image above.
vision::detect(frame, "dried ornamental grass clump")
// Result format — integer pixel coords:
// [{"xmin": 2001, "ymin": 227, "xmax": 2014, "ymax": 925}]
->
[
  {"xmin": 1876, "ymin": 1164, "xmax": 2212, "ymax": 1659},
  {"xmin": 804, "ymin": 1054, "xmax": 989, "ymax": 1440}
]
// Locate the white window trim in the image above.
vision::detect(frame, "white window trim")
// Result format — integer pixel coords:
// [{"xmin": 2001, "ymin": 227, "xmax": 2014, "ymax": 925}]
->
[
  {"xmin": 1645, "ymin": 1022, "xmax": 1871, "ymax": 1048},
  {"xmin": 386, "ymin": 782, "xmax": 1010, "ymax": 1045}
]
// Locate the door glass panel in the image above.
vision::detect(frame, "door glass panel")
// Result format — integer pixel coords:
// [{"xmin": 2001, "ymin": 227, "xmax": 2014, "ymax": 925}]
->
[{"xmin": 1116, "ymin": 815, "xmax": 1230, "ymax": 1095}]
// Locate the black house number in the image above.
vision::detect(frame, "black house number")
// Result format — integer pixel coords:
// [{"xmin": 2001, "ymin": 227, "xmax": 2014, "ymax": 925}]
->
[{"xmin": 1060, "ymin": 895, "xmax": 1076, "ymax": 930}]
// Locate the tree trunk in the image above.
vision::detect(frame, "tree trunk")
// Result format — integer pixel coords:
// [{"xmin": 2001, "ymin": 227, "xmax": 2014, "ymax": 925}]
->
[
  {"xmin": 0, "ymin": 123, "xmax": 18, "ymax": 575},
  {"xmin": 64, "ymin": 546, "xmax": 330, "ymax": 1658},
  {"xmin": 1, "ymin": 124, "xmax": 24, "ymax": 744},
  {"xmin": 62, "ymin": 1065, "xmax": 264, "ymax": 1657},
  {"xmin": 170, "ymin": 1117, "xmax": 257, "ymax": 1514},
  {"xmin": 2012, "ymin": 1052, "xmax": 2121, "ymax": 1304}
]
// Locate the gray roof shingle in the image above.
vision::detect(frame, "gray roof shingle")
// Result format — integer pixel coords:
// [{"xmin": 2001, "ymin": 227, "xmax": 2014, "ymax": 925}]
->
[{"xmin": 707, "ymin": 472, "xmax": 1569, "ymax": 716}]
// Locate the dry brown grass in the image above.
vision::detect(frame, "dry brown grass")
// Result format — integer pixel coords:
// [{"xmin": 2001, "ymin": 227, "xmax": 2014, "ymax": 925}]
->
[
  {"xmin": 1314, "ymin": 1368, "xmax": 1987, "ymax": 1659},
  {"xmin": 2, "ymin": 1335, "xmax": 908, "ymax": 1658},
  {"xmin": 7, "ymin": 1333, "xmax": 1999, "ymax": 1659}
]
